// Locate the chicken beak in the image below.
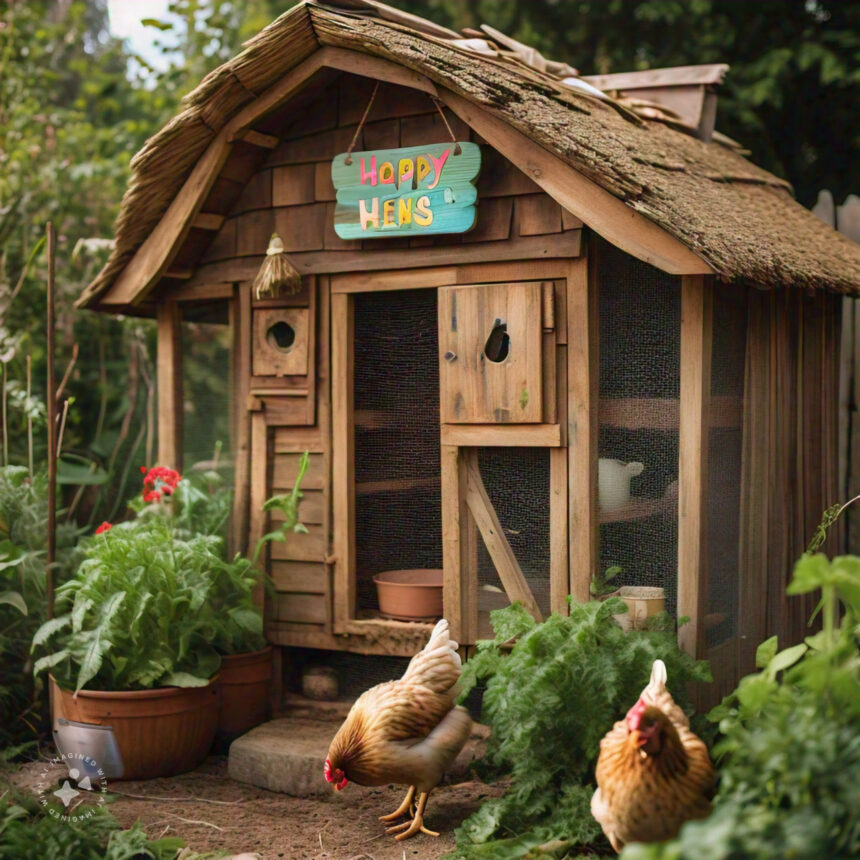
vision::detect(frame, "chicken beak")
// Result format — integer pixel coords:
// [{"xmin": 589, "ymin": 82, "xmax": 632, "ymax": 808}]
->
[
  {"xmin": 631, "ymin": 729, "xmax": 647, "ymax": 747},
  {"xmin": 335, "ymin": 777, "xmax": 348, "ymax": 791}
]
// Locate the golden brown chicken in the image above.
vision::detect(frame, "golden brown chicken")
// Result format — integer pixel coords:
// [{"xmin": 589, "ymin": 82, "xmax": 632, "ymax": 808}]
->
[
  {"xmin": 591, "ymin": 659, "xmax": 715, "ymax": 853},
  {"xmin": 324, "ymin": 619, "xmax": 473, "ymax": 841}
]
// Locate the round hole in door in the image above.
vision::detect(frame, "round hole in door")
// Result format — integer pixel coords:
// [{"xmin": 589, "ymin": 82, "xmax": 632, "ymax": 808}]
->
[
  {"xmin": 484, "ymin": 319, "xmax": 510, "ymax": 363},
  {"xmin": 266, "ymin": 320, "xmax": 296, "ymax": 352}
]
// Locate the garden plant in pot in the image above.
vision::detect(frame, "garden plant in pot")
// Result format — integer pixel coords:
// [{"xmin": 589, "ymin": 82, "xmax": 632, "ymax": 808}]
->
[{"xmin": 31, "ymin": 514, "xmax": 226, "ymax": 780}]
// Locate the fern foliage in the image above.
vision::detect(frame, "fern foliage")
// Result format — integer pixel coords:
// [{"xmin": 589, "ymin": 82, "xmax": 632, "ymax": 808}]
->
[{"xmin": 452, "ymin": 599, "xmax": 711, "ymax": 859}]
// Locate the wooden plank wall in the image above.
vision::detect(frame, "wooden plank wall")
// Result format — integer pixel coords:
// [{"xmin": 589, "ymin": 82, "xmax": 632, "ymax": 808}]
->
[
  {"xmin": 189, "ymin": 74, "xmax": 579, "ymax": 289},
  {"xmin": 811, "ymin": 190, "xmax": 859, "ymax": 553}
]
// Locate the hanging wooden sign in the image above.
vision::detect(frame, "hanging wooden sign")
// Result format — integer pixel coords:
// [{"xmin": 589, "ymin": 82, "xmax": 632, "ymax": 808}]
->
[{"xmin": 331, "ymin": 142, "xmax": 481, "ymax": 239}]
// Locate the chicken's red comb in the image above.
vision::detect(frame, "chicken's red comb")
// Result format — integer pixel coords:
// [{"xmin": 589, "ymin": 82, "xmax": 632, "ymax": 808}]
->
[
  {"xmin": 625, "ymin": 698, "xmax": 647, "ymax": 731},
  {"xmin": 324, "ymin": 759, "xmax": 333, "ymax": 780}
]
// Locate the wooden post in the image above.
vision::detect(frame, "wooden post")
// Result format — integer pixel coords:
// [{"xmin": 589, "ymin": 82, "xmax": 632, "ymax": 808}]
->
[
  {"xmin": 678, "ymin": 275, "xmax": 712, "ymax": 656},
  {"xmin": 567, "ymin": 251, "xmax": 599, "ymax": 602},
  {"xmin": 231, "ymin": 285, "xmax": 251, "ymax": 555},
  {"xmin": 441, "ymin": 444, "xmax": 478, "ymax": 643},
  {"xmin": 249, "ymin": 412, "xmax": 268, "ymax": 610},
  {"xmin": 156, "ymin": 299, "xmax": 183, "ymax": 471},
  {"xmin": 45, "ymin": 222, "xmax": 57, "ymax": 621},
  {"xmin": 331, "ymin": 292, "xmax": 355, "ymax": 633}
]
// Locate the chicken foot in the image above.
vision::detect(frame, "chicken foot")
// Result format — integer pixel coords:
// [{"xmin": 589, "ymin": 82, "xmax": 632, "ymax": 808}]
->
[
  {"xmin": 385, "ymin": 791, "xmax": 438, "ymax": 841},
  {"xmin": 378, "ymin": 785, "xmax": 416, "ymax": 822}
]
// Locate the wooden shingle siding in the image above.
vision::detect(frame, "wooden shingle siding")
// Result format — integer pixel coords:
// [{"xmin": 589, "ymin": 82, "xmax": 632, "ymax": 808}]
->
[{"xmin": 192, "ymin": 74, "xmax": 575, "ymax": 278}]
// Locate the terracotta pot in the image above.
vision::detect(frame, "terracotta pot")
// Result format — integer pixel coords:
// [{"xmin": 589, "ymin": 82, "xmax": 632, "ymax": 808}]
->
[
  {"xmin": 51, "ymin": 675, "xmax": 219, "ymax": 780},
  {"xmin": 217, "ymin": 646, "xmax": 273, "ymax": 740},
  {"xmin": 613, "ymin": 586, "xmax": 666, "ymax": 632},
  {"xmin": 374, "ymin": 569, "xmax": 443, "ymax": 621}
]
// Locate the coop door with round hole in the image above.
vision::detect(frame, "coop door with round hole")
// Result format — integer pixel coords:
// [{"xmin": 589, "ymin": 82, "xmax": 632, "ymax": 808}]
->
[
  {"xmin": 252, "ymin": 308, "xmax": 309, "ymax": 377},
  {"xmin": 438, "ymin": 283, "xmax": 543, "ymax": 423}
]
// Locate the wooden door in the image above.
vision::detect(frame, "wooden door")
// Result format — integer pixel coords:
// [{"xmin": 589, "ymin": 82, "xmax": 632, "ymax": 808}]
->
[{"xmin": 438, "ymin": 282, "xmax": 543, "ymax": 423}]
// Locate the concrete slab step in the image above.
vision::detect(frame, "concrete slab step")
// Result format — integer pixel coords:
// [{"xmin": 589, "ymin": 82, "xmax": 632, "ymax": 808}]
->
[{"xmin": 228, "ymin": 717, "xmax": 333, "ymax": 796}]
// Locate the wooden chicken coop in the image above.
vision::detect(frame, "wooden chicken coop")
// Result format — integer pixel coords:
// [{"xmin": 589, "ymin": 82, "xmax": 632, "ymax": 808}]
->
[{"xmin": 78, "ymin": 0, "xmax": 860, "ymax": 701}]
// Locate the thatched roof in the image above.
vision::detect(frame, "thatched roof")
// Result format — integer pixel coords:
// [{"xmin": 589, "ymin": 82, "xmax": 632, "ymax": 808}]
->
[{"xmin": 80, "ymin": 0, "xmax": 860, "ymax": 306}]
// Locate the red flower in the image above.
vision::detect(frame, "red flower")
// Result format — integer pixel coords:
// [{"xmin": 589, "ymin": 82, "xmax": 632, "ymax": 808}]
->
[
  {"xmin": 139, "ymin": 466, "xmax": 146, "ymax": 474},
  {"xmin": 95, "ymin": 521, "xmax": 112, "ymax": 535},
  {"xmin": 141, "ymin": 466, "xmax": 181, "ymax": 503}
]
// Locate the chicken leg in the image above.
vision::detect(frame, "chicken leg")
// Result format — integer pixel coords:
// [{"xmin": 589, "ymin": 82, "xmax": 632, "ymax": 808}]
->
[
  {"xmin": 379, "ymin": 785, "xmax": 416, "ymax": 822},
  {"xmin": 385, "ymin": 791, "xmax": 438, "ymax": 840}
]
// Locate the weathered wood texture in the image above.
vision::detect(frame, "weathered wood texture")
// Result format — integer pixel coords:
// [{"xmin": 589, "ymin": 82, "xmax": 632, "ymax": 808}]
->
[
  {"xmin": 737, "ymin": 287, "xmax": 843, "ymax": 675},
  {"xmin": 678, "ymin": 275, "xmax": 712, "ymax": 657},
  {"xmin": 811, "ymin": 190, "xmax": 859, "ymax": 555},
  {"xmin": 156, "ymin": 301, "xmax": 183, "ymax": 470},
  {"xmin": 164, "ymin": 73, "xmax": 578, "ymax": 301},
  {"xmin": 438, "ymin": 282, "xmax": 544, "ymax": 424}
]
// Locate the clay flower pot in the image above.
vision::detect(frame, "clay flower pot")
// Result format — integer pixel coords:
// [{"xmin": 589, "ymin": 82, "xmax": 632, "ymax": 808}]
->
[
  {"xmin": 374, "ymin": 569, "xmax": 443, "ymax": 621},
  {"xmin": 613, "ymin": 586, "xmax": 666, "ymax": 632},
  {"xmin": 51, "ymin": 675, "xmax": 219, "ymax": 780},
  {"xmin": 217, "ymin": 645, "xmax": 273, "ymax": 741}
]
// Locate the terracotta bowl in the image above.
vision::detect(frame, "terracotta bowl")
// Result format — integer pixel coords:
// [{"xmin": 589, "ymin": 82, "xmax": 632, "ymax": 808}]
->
[{"xmin": 374, "ymin": 569, "xmax": 443, "ymax": 621}]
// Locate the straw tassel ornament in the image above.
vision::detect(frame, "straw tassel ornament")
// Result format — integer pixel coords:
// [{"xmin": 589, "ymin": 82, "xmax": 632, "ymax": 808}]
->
[{"xmin": 253, "ymin": 233, "xmax": 302, "ymax": 299}]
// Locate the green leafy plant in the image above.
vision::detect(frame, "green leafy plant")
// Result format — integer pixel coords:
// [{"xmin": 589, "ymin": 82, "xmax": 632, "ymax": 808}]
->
[
  {"xmin": 0, "ymin": 788, "xmax": 184, "ymax": 860},
  {"xmin": 31, "ymin": 517, "xmax": 226, "ymax": 692},
  {"xmin": 590, "ymin": 564, "xmax": 622, "ymax": 598},
  {"xmin": 0, "ymin": 465, "xmax": 82, "ymax": 748},
  {"xmin": 253, "ymin": 451, "xmax": 309, "ymax": 564},
  {"xmin": 451, "ymin": 599, "xmax": 711, "ymax": 859},
  {"xmin": 621, "ymin": 552, "xmax": 860, "ymax": 860}
]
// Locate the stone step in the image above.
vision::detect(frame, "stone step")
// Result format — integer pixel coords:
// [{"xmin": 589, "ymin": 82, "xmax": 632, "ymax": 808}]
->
[
  {"xmin": 228, "ymin": 713, "xmax": 489, "ymax": 797},
  {"xmin": 229, "ymin": 717, "xmax": 334, "ymax": 796}
]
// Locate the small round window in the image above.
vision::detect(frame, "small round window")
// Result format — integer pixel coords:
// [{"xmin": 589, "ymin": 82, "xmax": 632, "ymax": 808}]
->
[{"xmin": 266, "ymin": 320, "xmax": 296, "ymax": 352}]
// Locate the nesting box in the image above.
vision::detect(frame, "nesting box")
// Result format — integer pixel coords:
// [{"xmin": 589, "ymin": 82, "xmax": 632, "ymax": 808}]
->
[{"xmin": 78, "ymin": 1, "xmax": 860, "ymax": 706}]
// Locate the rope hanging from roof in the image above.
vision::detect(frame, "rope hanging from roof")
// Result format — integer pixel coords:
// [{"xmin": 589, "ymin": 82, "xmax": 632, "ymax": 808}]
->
[{"xmin": 343, "ymin": 81, "xmax": 463, "ymax": 169}]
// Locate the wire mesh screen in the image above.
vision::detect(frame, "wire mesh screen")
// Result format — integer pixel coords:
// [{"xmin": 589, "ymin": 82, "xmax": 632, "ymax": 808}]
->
[
  {"xmin": 597, "ymin": 239, "xmax": 681, "ymax": 613},
  {"xmin": 476, "ymin": 447, "xmax": 551, "ymax": 618},
  {"xmin": 706, "ymin": 288, "xmax": 747, "ymax": 648},
  {"xmin": 353, "ymin": 289, "xmax": 442, "ymax": 613},
  {"xmin": 180, "ymin": 312, "xmax": 232, "ymax": 473}
]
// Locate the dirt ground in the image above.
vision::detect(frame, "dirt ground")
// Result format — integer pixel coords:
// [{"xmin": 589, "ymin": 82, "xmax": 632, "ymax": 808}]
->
[{"xmin": 10, "ymin": 755, "xmax": 505, "ymax": 860}]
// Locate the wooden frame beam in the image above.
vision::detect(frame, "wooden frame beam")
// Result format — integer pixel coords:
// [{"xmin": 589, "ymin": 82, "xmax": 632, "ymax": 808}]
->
[
  {"xmin": 230, "ymin": 285, "xmax": 252, "ymax": 555},
  {"xmin": 441, "ymin": 445, "xmax": 478, "ymax": 644},
  {"xmin": 331, "ymin": 291, "xmax": 355, "ymax": 634},
  {"xmin": 184, "ymin": 234, "xmax": 581, "ymax": 292},
  {"xmin": 156, "ymin": 300, "xmax": 183, "ymax": 471},
  {"xmin": 463, "ymin": 448, "xmax": 543, "ymax": 622},
  {"xmin": 678, "ymin": 274, "xmax": 713, "ymax": 656},
  {"xmin": 231, "ymin": 129, "xmax": 279, "ymax": 149},
  {"xmin": 567, "ymin": 253, "xmax": 599, "ymax": 603},
  {"xmin": 441, "ymin": 423, "xmax": 561, "ymax": 447},
  {"xmin": 192, "ymin": 213, "xmax": 226, "ymax": 231}
]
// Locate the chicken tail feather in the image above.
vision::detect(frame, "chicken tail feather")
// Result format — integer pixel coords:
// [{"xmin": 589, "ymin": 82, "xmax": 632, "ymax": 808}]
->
[{"xmin": 401, "ymin": 619, "xmax": 462, "ymax": 694}]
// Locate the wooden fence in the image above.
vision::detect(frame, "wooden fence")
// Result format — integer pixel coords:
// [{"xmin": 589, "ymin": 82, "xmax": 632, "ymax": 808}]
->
[{"xmin": 812, "ymin": 191, "xmax": 859, "ymax": 551}]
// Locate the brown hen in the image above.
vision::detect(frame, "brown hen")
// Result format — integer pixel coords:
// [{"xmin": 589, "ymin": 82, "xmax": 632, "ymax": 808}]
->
[
  {"xmin": 324, "ymin": 619, "xmax": 473, "ymax": 841},
  {"xmin": 591, "ymin": 659, "xmax": 715, "ymax": 853}
]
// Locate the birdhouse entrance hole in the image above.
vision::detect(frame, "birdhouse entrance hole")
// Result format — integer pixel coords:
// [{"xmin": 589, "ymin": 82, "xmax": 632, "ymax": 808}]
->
[
  {"xmin": 484, "ymin": 319, "xmax": 510, "ymax": 363},
  {"xmin": 266, "ymin": 320, "xmax": 296, "ymax": 351}
]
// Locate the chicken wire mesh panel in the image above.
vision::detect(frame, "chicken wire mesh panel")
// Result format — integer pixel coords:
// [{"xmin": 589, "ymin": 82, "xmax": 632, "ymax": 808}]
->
[
  {"xmin": 597, "ymin": 239, "xmax": 681, "ymax": 614},
  {"xmin": 475, "ymin": 447, "xmax": 551, "ymax": 619},
  {"xmin": 353, "ymin": 289, "xmax": 442, "ymax": 613},
  {"xmin": 706, "ymin": 288, "xmax": 747, "ymax": 649}
]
